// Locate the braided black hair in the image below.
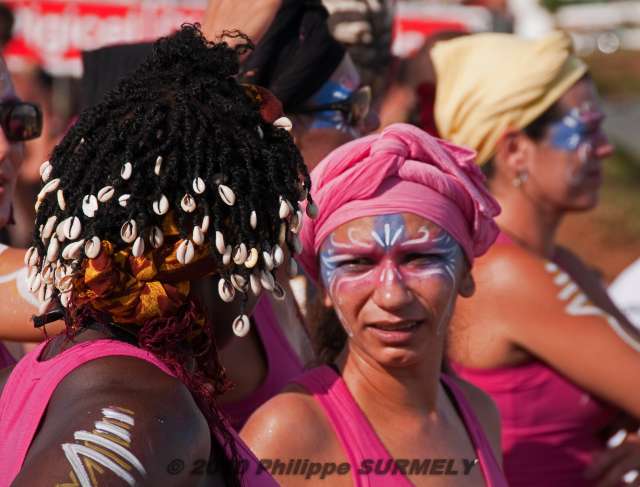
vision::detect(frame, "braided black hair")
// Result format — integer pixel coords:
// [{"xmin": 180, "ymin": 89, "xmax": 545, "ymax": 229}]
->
[{"xmin": 32, "ymin": 24, "xmax": 310, "ymax": 485}]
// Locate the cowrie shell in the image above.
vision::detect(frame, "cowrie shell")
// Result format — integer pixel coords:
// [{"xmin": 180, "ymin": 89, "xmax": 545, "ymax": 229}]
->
[
  {"xmin": 121, "ymin": 162, "xmax": 132, "ymax": 180},
  {"xmin": 34, "ymin": 199, "xmax": 42, "ymax": 213},
  {"xmin": 58, "ymin": 274, "xmax": 74, "ymax": 293},
  {"xmin": 39, "ymin": 178, "xmax": 60, "ymax": 198},
  {"xmin": 149, "ymin": 226, "xmax": 164, "ymax": 249},
  {"xmin": 152, "ymin": 194, "xmax": 169, "ymax": 215},
  {"xmin": 60, "ymin": 291, "xmax": 71, "ymax": 308},
  {"xmin": 41, "ymin": 216, "xmax": 57, "ymax": 241},
  {"xmin": 218, "ymin": 278, "xmax": 235, "ymax": 303},
  {"xmin": 215, "ymin": 231, "xmax": 225, "ymax": 254},
  {"xmin": 176, "ymin": 239, "xmax": 195, "ymax": 265},
  {"xmin": 273, "ymin": 116, "xmax": 293, "ymax": 132},
  {"xmin": 288, "ymin": 258, "xmax": 298, "ymax": 277},
  {"xmin": 154, "ymin": 156, "xmax": 163, "ymax": 176},
  {"xmin": 192, "ymin": 226, "xmax": 205, "ymax": 246},
  {"xmin": 233, "ymin": 243, "xmax": 248, "ymax": 265},
  {"xmin": 244, "ymin": 248, "xmax": 259, "ymax": 269},
  {"xmin": 222, "ymin": 245, "xmax": 232, "ymax": 266},
  {"xmin": 201, "ymin": 215, "xmax": 210, "ymax": 233},
  {"xmin": 257, "ymin": 126, "xmax": 264, "ymax": 139},
  {"xmin": 279, "ymin": 199, "xmax": 291, "ymax": 219},
  {"xmin": 250, "ymin": 210, "xmax": 257, "ymax": 230},
  {"xmin": 40, "ymin": 160, "xmax": 53, "ymax": 182},
  {"xmin": 192, "ymin": 177, "xmax": 206, "ymax": 194},
  {"xmin": 56, "ymin": 221, "xmax": 66, "ymax": 242},
  {"xmin": 180, "ymin": 194, "xmax": 196, "ymax": 213},
  {"xmin": 250, "ymin": 273, "xmax": 262, "ymax": 295},
  {"xmin": 291, "ymin": 234, "xmax": 303, "ymax": 254},
  {"xmin": 132, "ymin": 236, "xmax": 145, "ymax": 257},
  {"xmin": 82, "ymin": 194, "xmax": 99, "ymax": 218},
  {"xmin": 41, "ymin": 264, "xmax": 55, "ymax": 285},
  {"xmin": 57, "ymin": 189, "xmax": 66, "ymax": 211},
  {"xmin": 262, "ymin": 250, "xmax": 274, "ymax": 271},
  {"xmin": 63, "ymin": 216, "xmax": 82, "ymax": 240},
  {"xmin": 290, "ymin": 210, "xmax": 303, "ymax": 234},
  {"xmin": 84, "ymin": 237, "xmax": 101, "ymax": 259},
  {"xmin": 62, "ymin": 240, "xmax": 85, "ymax": 260},
  {"xmin": 118, "ymin": 194, "xmax": 131, "ymax": 207},
  {"xmin": 120, "ymin": 220, "xmax": 138, "ymax": 243},
  {"xmin": 218, "ymin": 185, "xmax": 236, "ymax": 206},
  {"xmin": 273, "ymin": 245, "xmax": 285, "ymax": 267},
  {"xmin": 24, "ymin": 246, "xmax": 39, "ymax": 267},
  {"xmin": 46, "ymin": 237, "xmax": 60, "ymax": 262},
  {"xmin": 97, "ymin": 186, "xmax": 115, "ymax": 202},
  {"xmin": 273, "ymin": 282, "xmax": 286, "ymax": 301},
  {"xmin": 28, "ymin": 273, "xmax": 43, "ymax": 294},
  {"xmin": 306, "ymin": 202, "xmax": 319, "ymax": 219},
  {"xmin": 232, "ymin": 314, "xmax": 251, "ymax": 337},
  {"xmin": 260, "ymin": 270, "xmax": 275, "ymax": 292},
  {"xmin": 230, "ymin": 274, "xmax": 247, "ymax": 292},
  {"xmin": 39, "ymin": 283, "xmax": 53, "ymax": 304}
]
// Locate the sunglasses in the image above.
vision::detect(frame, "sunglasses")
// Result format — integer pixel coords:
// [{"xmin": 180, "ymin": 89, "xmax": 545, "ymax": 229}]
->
[
  {"xmin": 295, "ymin": 85, "xmax": 372, "ymax": 127},
  {"xmin": 0, "ymin": 100, "xmax": 43, "ymax": 141}
]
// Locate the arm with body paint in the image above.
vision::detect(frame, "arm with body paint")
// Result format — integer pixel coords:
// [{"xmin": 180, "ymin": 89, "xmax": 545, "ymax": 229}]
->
[
  {"xmin": 11, "ymin": 356, "xmax": 221, "ymax": 487},
  {"xmin": 463, "ymin": 244, "xmax": 640, "ymax": 419},
  {"xmin": 0, "ymin": 244, "xmax": 64, "ymax": 341}
]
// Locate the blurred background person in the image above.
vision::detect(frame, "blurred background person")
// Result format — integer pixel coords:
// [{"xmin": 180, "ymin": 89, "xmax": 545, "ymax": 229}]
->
[{"xmin": 434, "ymin": 31, "xmax": 640, "ymax": 487}]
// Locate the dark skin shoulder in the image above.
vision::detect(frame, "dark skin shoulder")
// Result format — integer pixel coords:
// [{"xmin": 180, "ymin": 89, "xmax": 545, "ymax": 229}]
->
[{"xmin": 10, "ymin": 338, "xmax": 225, "ymax": 486}]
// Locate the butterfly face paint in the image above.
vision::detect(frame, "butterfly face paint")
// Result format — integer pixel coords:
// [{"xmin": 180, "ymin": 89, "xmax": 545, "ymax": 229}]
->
[
  {"xmin": 549, "ymin": 104, "xmax": 606, "ymax": 161},
  {"xmin": 319, "ymin": 213, "xmax": 462, "ymax": 338}
]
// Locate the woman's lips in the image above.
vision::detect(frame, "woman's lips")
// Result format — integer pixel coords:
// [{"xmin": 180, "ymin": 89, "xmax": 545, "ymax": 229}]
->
[{"xmin": 366, "ymin": 320, "xmax": 423, "ymax": 345}]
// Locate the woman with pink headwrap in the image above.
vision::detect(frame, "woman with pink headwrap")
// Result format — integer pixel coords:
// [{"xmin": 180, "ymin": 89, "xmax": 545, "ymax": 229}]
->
[{"xmin": 241, "ymin": 123, "xmax": 507, "ymax": 486}]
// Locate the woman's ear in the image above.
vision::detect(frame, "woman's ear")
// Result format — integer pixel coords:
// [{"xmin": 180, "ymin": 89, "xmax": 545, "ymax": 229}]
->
[
  {"xmin": 458, "ymin": 271, "xmax": 476, "ymax": 298},
  {"xmin": 494, "ymin": 130, "xmax": 536, "ymax": 182}
]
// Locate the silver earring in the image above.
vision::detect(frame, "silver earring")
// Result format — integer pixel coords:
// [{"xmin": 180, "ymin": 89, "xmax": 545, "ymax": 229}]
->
[{"xmin": 512, "ymin": 172, "xmax": 528, "ymax": 187}]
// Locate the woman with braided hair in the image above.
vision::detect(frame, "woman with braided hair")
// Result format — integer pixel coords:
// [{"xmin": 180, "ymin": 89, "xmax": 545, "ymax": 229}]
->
[{"xmin": 0, "ymin": 24, "xmax": 312, "ymax": 486}]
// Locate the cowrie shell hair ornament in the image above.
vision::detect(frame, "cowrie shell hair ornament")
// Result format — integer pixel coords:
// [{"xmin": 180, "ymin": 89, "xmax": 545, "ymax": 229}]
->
[
  {"xmin": 244, "ymin": 248, "xmax": 259, "ymax": 269},
  {"xmin": 85, "ymin": 237, "xmax": 101, "ymax": 259},
  {"xmin": 250, "ymin": 211, "xmax": 257, "ymax": 230},
  {"xmin": 218, "ymin": 278, "xmax": 235, "ymax": 303},
  {"xmin": 41, "ymin": 216, "xmax": 57, "ymax": 241},
  {"xmin": 118, "ymin": 194, "xmax": 131, "ymax": 208},
  {"xmin": 154, "ymin": 156, "xmax": 163, "ymax": 176},
  {"xmin": 152, "ymin": 194, "xmax": 169, "ymax": 216},
  {"xmin": 39, "ymin": 178, "xmax": 60, "ymax": 198},
  {"xmin": 46, "ymin": 237, "xmax": 60, "ymax": 263},
  {"xmin": 62, "ymin": 240, "xmax": 85, "ymax": 260},
  {"xmin": 56, "ymin": 221, "xmax": 66, "ymax": 241},
  {"xmin": 257, "ymin": 126, "xmax": 264, "ymax": 140},
  {"xmin": 290, "ymin": 211, "xmax": 303, "ymax": 234},
  {"xmin": 149, "ymin": 226, "xmax": 164, "ymax": 249},
  {"xmin": 132, "ymin": 236, "xmax": 145, "ymax": 258},
  {"xmin": 121, "ymin": 162, "xmax": 132, "ymax": 180},
  {"xmin": 250, "ymin": 273, "xmax": 262, "ymax": 295},
  {"xmin": 120, "ymin": 220, "xmax": 138, "ymax": 243},
  {"xmin": 232, "ymin": 314, "xmax": 251, "ymax": 337},
  {"xmin": 192, "ymin": 226, "xmax": 205, "ymax": 246},
  {"xmin": 279, "ymin": 198, "xmax": 291, "ymax": 219},
  {"xmin": 97, "ymin": 186, "xmax": 115, "ymax": 203},
  {"xmin": 278, "ymin": 223, "xmax": 287, "ymax": 246},
  {"xmin": 230, "ymin": 274, "xmax": 247, "ymax": 292},
  {"xmin": 193, "ymin": 177, "xmax": 206, "ymax": 195},
  {"xmin": 57, "ymin": 190, "xmax": 66, "ymax": 211},
  {"xmin": 223, "ymin": 245, "xmax": 232, "ymax": 266},
  {"xmin": 260, "ymin": 270, "xmax": 275, "ymax": 292},
  {"xmin": 180, "ymin": 194, "xmax": 196, "ymax": 213},
  {"xmin": 40, "ymin": 160, "xmax": 52, "ymax": 182},
  {"xmin": 262, "ymin": 250, "xmax": 274, "ymax": 271},
  {"xmin": 218, "ymin": 185, "xmax": 236, "ymax": 206},
  {"xmin": 233, "ymin": 244, "xmax": 248, "ymax": 266},
  {"xmin": 201, "ymin": 215, "xmax": 210, "ymax": 233},
  {"xmin": 63, "ymin": 217, "xmax": 82, "ymax": 240},
  {"xmin": 273, "ymin": 245, "xmax": 285, "ymax": 267},
  {"xmin": 273, "ymin": 117, "xmax": 293, "ymax": 132},
  {"xmin": 24, "ymin": 246, "xmax": 39, "ymax": 267},
  {"xmin": 215, "ymin": 231, "xmax": 226, "ymax": 254},
  {"xmin": 82, "ymin": 195, "xmax": 99, "ymax": 218},
  {"xmin": 176, "ymin": 239, "xmax": 195, "ymax": 265},
  {"xmin": 273, "ymin": 282, "xmax": 286, "ymax": 301},
  {"xmin": 28, "ymin": 273, "xmax": 42, "ymax": 294}
]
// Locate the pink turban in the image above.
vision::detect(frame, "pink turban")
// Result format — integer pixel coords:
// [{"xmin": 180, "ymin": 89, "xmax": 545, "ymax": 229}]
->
[{"xmin": 298, "ymin": 123, "xmax": 501, "ymax": 282}]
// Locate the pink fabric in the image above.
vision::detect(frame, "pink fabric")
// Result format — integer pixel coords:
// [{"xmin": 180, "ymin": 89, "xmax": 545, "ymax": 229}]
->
[
  {"xmin": 0, "ymin": 339, "xmax": 277, "ymax": 487},
  {"xmin": 299, "ymin": 123, "xmax": 500, "ymax": 281},
  {"xmin": 0, "ymin": 343, "xmax": 15, "ymax": 370},
  {"xmin": 293, "ymin": 366, "xmax": 507, "ymax": 487},
  {"xmin": 221, "ymin": 295, "xmax": 304, "ymax": 430}
]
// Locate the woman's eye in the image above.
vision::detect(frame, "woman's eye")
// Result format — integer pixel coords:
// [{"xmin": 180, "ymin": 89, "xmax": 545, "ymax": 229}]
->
[
  {"xmin": 336, "ymin": 258, "xmax": 373, "ymax": 270},
  {"xmin": 405, "ymin": 253, "xmax": 441, "ymax": 265}
]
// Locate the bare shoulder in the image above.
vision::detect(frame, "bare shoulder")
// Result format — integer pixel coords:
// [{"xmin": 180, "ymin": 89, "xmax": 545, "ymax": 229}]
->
[
  {"xmin": 473, "ymin": 242, "xmax": 549, "ymax": 290},
  {"xmin": 14, "ymin": 354, "xmax": 215, "ymax": 486},
  {"xmin": 241, "ymin": 382, "xmax": 334, "ymax": 459},
  {"xmin": 447, "ymin": 376, "xmax": 502, "ymax": 465}
]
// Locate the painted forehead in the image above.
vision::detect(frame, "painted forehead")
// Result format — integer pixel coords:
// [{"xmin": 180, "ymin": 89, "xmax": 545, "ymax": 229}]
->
[{"xmin": 325, "ymin": 213, "xmax": 453, "ymax": 249}]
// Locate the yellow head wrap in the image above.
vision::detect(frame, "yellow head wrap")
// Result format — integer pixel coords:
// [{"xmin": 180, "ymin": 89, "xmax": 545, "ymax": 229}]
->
[{"xmin": 432, "ymin": 31, "xmax": 587, "ymax": 165}]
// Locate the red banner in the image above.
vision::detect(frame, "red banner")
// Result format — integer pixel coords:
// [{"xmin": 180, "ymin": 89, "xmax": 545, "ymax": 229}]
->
[{"xmin": 3, "ymin": 1, "xmax": 206, "ymax": 76}]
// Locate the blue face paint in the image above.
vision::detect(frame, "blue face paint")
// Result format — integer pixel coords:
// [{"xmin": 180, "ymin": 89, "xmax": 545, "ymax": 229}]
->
[
  {"xmin": 307, "ymin": 80, "xmax": 354, "ymax": 131},
  {"xmin": 549, "ymin": 107, "xmax": 605, "ymax": 153}
]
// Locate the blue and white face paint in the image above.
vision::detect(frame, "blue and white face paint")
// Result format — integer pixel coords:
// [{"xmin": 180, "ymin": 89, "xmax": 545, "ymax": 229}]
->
[{"xmin": 548, "ymin": 103, "xmax": 606, "ymax": 163}]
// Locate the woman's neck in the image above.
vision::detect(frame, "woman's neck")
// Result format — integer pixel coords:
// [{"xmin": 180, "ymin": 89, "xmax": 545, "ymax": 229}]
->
[
  {"xmin": 338, "ymin": 347, "xmax": 443, "ymax": 417},
  {"xmin": 493, "ymin": 186, "xmax": 563, "ymax": 259}
]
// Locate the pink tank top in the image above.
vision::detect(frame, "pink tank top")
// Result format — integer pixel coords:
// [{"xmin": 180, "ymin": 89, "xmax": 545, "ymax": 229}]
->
[
  {"xmin": 0, "ymin": 338, "xmax": 277, "ymax": 487},
  {"xmin": 294, "ymin": 366, "xmax": 507, "ymax": 487},
  {"xmin": 0, "ymin": 343, "xmax": 15, "ymax": 369},
  {"xmin": 453, "ymin": 232, "xmax": 616, "ymax": 486},
  {"xmin": 222, "ymin": 295, "xmax": 304, "ymax": 430}
]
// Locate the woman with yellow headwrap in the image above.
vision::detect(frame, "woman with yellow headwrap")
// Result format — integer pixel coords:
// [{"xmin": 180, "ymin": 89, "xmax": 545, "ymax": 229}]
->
[{"xmin": 433, "ymin": 32, "xmax": 640, "ymax": 486}]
